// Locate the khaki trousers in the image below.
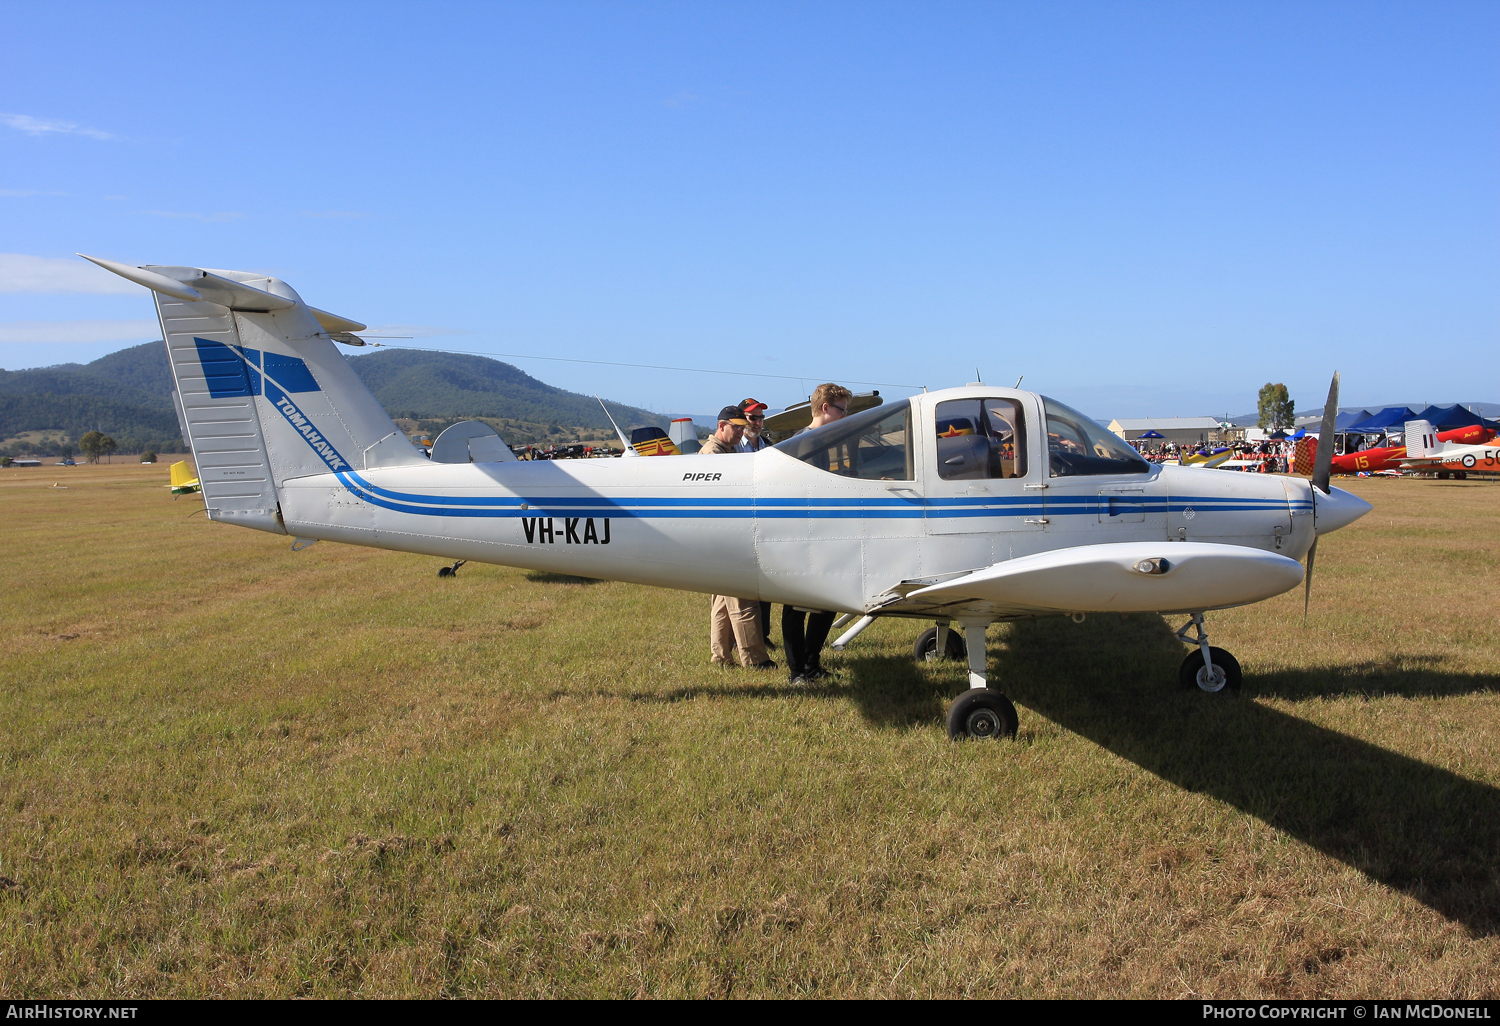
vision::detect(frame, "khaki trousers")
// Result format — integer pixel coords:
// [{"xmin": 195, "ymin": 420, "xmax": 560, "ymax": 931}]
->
[{"xmin": 710, "ymin": 594, "xmax": 769, "ymax": 666}]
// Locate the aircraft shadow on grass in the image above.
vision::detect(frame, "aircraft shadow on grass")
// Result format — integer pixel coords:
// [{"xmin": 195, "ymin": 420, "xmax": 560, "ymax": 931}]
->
[
  {"xmin": 612, "ymin": 615, "xmax": 1500, "ymax": 933},
  {"xmin": 853, "ymin": 613, "xmax": 1500, "ymax": 936}
]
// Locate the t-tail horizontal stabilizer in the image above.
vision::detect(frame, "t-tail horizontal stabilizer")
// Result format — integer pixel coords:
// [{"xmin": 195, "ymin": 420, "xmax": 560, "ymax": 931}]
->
[{"xmin": 80, "ymin": 255, "xmax": 427, "ymax": 533}]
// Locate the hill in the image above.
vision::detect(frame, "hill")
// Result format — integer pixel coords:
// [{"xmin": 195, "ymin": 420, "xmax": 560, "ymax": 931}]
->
[
  {"xmin": 0, "ymin": 343, "xmax": 181, "ymax": 455},
  {"xmin": 345, "ymin": 349, "xmax": 666, "ymax": 430},
  {"xmin": 0, "ymin": 342, "xmax": 667, "ymax": 455}
]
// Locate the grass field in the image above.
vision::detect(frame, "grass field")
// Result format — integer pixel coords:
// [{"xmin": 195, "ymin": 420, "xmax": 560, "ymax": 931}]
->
[{"xmin": 2, "ymin": 461, "xmax": 1498, "ymax": 998}]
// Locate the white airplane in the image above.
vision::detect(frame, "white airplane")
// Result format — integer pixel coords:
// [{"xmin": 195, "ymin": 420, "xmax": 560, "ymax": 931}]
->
[{"xmin": 81, "ymin": 254, "xmax": 1373, "ymax": 739}]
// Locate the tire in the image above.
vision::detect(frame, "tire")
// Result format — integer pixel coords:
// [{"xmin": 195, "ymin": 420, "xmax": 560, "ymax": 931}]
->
[
  {"xmin": 946, "ymin": 689, "xmax": 1019, "ymax": 740},
  {"xmin": 1179, "ymin": 647, "xmax": 1242, "ymax": 694},
  {"xmin": 914, "ymin": 626, "xmax": 966, "ymax": 663}
]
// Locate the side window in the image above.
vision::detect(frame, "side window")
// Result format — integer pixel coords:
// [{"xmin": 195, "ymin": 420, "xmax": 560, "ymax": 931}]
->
[
  {"xmin": 1042, "ymin": 396, "xmax": 1149, "ymax": 477},
  {"xmin": 934, "ymin": 398, "xmax": 1027, "ymax": 480},
  {"xmin": 774, "ymin": 400, "xmax": 914, "ymax": 480}
]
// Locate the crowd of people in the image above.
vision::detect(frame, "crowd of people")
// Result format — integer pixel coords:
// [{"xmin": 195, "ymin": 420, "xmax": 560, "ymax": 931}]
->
[
  {"xmin": 1130, "ymin": 438, "xmax": 1295, "ymax": 472},
  {"xmin": 705, "ymin": 384, "xmax": 852, "ymax": 686}
]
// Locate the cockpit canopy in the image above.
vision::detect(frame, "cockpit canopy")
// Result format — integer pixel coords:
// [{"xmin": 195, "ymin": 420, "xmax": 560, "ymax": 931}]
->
[
  {"xmin": 774, "ymin": 392, "xmax": 1148, "ymax": 480},
  {"xmin": 774, "ymin": 400, "xmax": 914, "ymax": 480}
]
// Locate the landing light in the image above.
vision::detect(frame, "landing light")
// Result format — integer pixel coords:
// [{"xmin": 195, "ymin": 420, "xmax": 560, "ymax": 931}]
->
[{"xmin": 1134, "ymin": 558, "xmax": 1170, "ymax": 575}]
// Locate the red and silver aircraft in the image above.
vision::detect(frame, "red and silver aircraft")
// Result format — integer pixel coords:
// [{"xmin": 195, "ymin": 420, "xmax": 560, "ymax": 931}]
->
[
  {"xmin": 81, "ymin": 254, "xmax": 1372, "ymax": 739},
  {"xmin": 1330, "ymin": 422, "xmax": 1495, "ymax": 475}
]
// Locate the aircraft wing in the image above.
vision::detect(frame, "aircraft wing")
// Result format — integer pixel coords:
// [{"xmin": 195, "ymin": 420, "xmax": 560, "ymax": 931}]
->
[
  {"xmin": 1182, "ymin": 450, "xmax": 1235, "ymax": 468},
  {"xmin": 865, "ymin": 541, "xmax": 1304, "ymax": 620},
  {"xmin": 764, "ymin": 391, "xmax": 884, "ymax": 440}
]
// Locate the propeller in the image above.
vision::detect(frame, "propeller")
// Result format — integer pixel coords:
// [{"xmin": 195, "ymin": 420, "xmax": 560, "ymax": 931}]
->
[{"xmin": 1304, "ymin": 371, "xmax": 1340, "ymax": 618}]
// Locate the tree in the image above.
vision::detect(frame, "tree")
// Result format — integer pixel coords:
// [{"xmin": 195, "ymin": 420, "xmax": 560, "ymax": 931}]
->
[
  {"xmin": 1256, "ymin": 383, "xmax": 1295, "ymax": 432},
  {"xmin": 99, "ymin": 435, "xmax": 117, "ymax": 463},
  {"xmin": 141, "ymin": 451, "xmax": 157, "ymax": 464},
  {"xmin": 79, "ymin": 430, "xmax": 105, "ymax": 463}
]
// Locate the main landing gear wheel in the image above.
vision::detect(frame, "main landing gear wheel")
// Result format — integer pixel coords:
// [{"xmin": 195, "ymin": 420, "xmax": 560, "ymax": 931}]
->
[
  {"xmin": 1179, "ymin": 647, "xmax": 1242, "ymax": 694},
  {"xmin": 914, "ymin": 626, "xmax": 966, "ymax": 663},
  {"xmin": 946, "ymin": 689, "xmax": 1018, "ymax": 740}
]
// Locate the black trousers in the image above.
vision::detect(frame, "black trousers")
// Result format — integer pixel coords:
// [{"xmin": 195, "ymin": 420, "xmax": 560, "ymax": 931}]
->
[
  {"xmin": 782, "ymin": 607, "xmax": 835, "ymax": 675},
  {"xmin": 759, "ymin": 601, "xmax": 773, "ymax": 644}
]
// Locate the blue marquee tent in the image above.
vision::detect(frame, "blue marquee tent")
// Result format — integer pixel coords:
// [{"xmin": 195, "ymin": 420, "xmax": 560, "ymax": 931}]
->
[
  {"xmin": 1410, "ymin": 404, "xmax": 1488, "ymax": 432},
  {"xmin": 1334, "ymin": 410, "xmax": 1372, "ymax": 432},
  {"xmin": 1344, "ymin": 407, "xmax": 1416, "ymax": 434}
]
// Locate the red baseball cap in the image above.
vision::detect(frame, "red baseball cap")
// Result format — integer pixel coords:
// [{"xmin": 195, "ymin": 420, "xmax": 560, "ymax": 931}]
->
[{"xmin": 739, "ymin": 398, "xmax": 768, "ymax": 414}]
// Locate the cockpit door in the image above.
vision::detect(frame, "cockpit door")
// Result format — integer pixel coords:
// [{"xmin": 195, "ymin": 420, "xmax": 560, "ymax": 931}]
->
[{"xmin": 923, "ymin": 394, "xmax": 1046, "ymax": 538}]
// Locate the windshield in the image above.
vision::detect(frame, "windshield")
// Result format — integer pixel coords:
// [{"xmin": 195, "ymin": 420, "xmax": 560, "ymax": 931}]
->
[
  {"xmin": 1042, "ymin": 396, "xmax": 1149, "ymax": 477},
  {"xmin": 774, "ymin": 400, "xmax": 914, "ymax": 480}
]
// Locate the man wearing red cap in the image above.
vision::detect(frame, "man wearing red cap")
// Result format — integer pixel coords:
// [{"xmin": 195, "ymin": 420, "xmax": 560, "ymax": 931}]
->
[{"xmin": 736, "ymin": 398, "xmax": 772, "ymax": 454}]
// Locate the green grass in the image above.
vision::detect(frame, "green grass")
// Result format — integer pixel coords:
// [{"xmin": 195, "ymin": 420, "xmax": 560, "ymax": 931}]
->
[{"xmin": 2, "ymin": 464, "xmax": 1498, "ymax": 997}]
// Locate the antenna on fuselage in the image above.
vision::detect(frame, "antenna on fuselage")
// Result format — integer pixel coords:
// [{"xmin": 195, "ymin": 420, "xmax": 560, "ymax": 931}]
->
[{"xmin": 1014, "ymin": 375, "xmax": 1024, "ymax": 388}]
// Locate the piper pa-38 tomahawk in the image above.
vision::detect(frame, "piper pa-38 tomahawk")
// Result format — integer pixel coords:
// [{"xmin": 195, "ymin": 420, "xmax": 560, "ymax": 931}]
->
[{"xmin": 82, "ymin": 254, "xmax": 1373, "ymax": 740}]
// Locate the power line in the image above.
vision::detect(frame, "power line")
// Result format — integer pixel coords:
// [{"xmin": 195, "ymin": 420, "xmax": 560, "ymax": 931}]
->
[{"xmin": 354, "ymin": 340, "xmax": 925, "ymax": 391}]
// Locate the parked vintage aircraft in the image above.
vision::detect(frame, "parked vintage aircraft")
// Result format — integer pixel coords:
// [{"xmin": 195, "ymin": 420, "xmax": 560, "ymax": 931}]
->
[
  {"xmin": 167, "ymin": 460, "xmax": 201, "ymax": 496},
  {"xmin": 1330, "ymin": 422, "xmax": 1496, "ymax": 475},
  {"xmin": 82, "ymin": 254, "xmax": 1373, "ymax": 739},
  {"xmin": 1398, "ymin": 420, "xmax": 1500, "ymax": 479}
]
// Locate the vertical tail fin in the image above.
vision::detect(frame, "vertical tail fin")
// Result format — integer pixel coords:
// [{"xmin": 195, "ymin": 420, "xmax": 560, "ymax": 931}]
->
[
  {"xmin": 669, "ymin": 417, "xmax": 701, "ymax": 455},
  {"xmin": 629, "ymin": 426, "xmax": 682, "ymax": 456},
  {"xmin": 1292, "ymin": 436, "xmax": 1317, "ymax": 476},
  {"xmin": 168, "ymin": 460, "xmax": 197, "ymax": 489},
  {"xmin": 1403, "ymin": 420, "xmax": 1436, "ymax": 458},
  {"xmin": 80, "ymin": 255, "xmax": 425, "ymax": 533}
]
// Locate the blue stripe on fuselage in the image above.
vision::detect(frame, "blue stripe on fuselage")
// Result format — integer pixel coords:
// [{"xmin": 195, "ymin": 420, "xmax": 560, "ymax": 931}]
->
[{"xmin": 334, "ymin": 470, "xmax": 1294, "ymax": 522}]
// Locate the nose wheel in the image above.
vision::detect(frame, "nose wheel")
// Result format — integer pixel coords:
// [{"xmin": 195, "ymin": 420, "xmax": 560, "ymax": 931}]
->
[
  {"xmin": 1179, "ymin": 646, "xmax": 1242, "ymax": 693},
  {"xmin": 1175, "ymin": 614, "xmax": 1241, "ymax": 693}
]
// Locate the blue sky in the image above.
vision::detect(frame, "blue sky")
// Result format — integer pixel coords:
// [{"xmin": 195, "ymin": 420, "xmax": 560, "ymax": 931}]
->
[{"xmin": 2, "ymin": 1, "xmax": 1495, "ymax": 418}]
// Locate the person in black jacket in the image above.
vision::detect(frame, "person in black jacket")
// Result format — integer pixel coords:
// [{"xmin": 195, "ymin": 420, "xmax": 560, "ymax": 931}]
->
[{"xmin": 781, "ymin": 383, "xmax": 851, "ymax": 684}]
